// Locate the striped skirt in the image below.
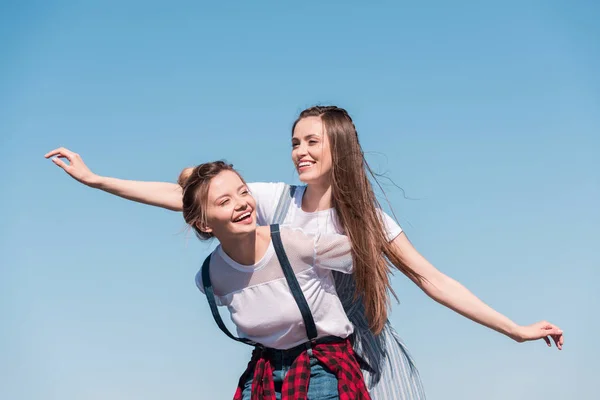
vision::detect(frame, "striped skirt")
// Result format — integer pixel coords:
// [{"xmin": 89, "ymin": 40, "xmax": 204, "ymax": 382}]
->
[{"xmin": 334, "ymin": 271, "xmax": 426, "ymax": 400}]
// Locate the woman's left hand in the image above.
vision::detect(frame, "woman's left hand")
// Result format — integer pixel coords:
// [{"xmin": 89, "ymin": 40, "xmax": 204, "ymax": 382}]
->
[{"xmin": 512, "ymin": 321, "xmax": 564, "ymax": 350}]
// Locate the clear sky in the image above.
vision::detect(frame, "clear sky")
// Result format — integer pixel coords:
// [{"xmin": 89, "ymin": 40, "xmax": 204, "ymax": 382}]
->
[{"xmin": 1, "ymin": 1, "xmax": 598, "ymax": 399}]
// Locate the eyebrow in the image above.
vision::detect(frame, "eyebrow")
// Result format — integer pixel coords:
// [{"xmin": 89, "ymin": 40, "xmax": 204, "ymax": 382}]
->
[
  {"xmin": 292, "ymin": 133, "xmax": 321, "ymax": 141},
  {"xmin": 214, "ymin": 184, "xmax": 247, "ymax": 202}
]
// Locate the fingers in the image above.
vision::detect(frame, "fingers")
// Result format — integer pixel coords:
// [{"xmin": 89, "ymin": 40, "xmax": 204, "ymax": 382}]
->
[
  {"xmin": 544, "ymin": 326, "xmax": 563, "ymax": 337},
  {"xmin": 45, "ymin": 147, "xmax": 76, "ymax": 161},
  {"xmin": 552, "ymin": 335, "xmax": 562, "ymax": 350},
  {"xmin": 539, "ymin": 321, "xmax": 564, "ymax": 350},
  {"xmin": 552, "ymin": 333, "xmax": 564, "ymax": 350},
  {"xmin": 51, "ymin": 157, "xmax": 70, "ymax": 171},
  {"xmin": 538, "ymin": 321, "xmax": 562, "ymax": 335}
]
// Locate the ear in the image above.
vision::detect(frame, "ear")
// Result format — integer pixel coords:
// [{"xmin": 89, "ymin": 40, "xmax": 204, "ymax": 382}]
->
[{"xmin": 195, "ymin": 221, "xmax": 213, "ymax": 234}]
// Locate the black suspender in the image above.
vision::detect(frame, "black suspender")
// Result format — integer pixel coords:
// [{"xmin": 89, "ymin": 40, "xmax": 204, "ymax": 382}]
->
[
  {"xmin": 200, "ymin": 223, "xmax": 318, "ymax": 346},
  {"xmin": 271, "ymin": 184, "xmax": 297, "ymax": 225},
  {"xmin": 269, "ymin": 224, "xmax": 318, "ymax": 340},
  {"xmin": 200, "ymin": 255, "xmax": 260, "ymax": 347}
]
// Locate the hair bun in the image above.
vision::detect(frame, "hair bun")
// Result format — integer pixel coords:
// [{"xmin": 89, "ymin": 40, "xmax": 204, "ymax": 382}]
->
[{"xmin": 178, "ymin": 167, "xmax": 195, "ymax": 188}]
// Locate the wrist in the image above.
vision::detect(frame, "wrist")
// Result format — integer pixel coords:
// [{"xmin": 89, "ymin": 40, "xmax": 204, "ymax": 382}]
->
[
  {"xmin": 87, "ymin": 174, "xmax": 104, "ymax": 189},
  {"xmin": 505, "ymin": 324, "xmax": 524, "ymax": 342}
]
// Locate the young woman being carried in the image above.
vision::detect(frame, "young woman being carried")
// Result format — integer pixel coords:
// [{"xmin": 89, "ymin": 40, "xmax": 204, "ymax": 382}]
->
[{"xmin": 178, "ymin": 160, "xmax": 371, "ymax": 399}]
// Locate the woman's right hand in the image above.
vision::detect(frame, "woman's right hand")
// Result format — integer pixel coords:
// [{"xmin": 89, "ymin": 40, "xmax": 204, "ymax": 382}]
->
[{"xmin": 45, "ymin": 147, "xmax": 101, "ymax": 187}]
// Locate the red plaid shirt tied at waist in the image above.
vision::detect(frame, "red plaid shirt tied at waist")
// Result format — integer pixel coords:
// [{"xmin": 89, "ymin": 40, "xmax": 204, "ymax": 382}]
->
[{"xmin": 233, "ymin": 337, "xmax": 371, "ymax": 400}]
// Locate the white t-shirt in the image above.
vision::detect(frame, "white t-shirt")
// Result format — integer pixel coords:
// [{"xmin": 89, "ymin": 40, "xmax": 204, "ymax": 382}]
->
[
  {"xmin": 196, "ymin": 226, "xmax": 354, "ymax": 350},
  {"xmin": 248, "ymin": 182, "xmax": 403, "ymax": 239}
]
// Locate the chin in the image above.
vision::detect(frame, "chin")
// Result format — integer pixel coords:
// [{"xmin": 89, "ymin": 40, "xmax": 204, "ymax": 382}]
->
[
  {"xmin": 235, "ymin": 223, "xmax": 257, "ymax": 234},
  {"xmin": 298, "ymin": 172, "xmax": 317, "ymax": 184},
  {"xmin": 298, "ymin": 172, "xmax": 329, "ymax": 186}
]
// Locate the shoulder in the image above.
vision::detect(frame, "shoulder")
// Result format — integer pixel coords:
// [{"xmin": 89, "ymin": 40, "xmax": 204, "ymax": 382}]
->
[
  {"xmin": 247, "ymin": 182, "xmax": 288, "ymax": 199},
  {"xmin": 377, "ymin": 208, "xmax": 403, "ymax": 241},
  {"xmin": 248, "ymin": 182, "xmax": 304, "ymax": 200},
  {"xmin": 195, "ymin": 252, "xmax": 217, "ymax": 294},
  {"xmin": 248, "ymin": 182, "xmax": 302, "ymax": 226},
  {"xmin": 194, "ymin": 268, "xmax": 204, "ymax": 293}
]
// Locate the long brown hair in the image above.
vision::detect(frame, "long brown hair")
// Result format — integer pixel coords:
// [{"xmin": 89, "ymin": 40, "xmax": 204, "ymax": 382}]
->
[
  {"xmin": 178, "ymin": 161, "xmax": 244, "ymax": 240},
  {"xmin": 292, "ymin": 106, "xmax": 423, "ymax": 334}
]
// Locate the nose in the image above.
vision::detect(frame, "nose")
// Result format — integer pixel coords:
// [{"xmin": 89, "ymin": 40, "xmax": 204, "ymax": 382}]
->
[
  {"xmin": 234, "ymin": 198, "xmax": 248, "ymax": 211},
  {"xmin": 294, "ymin": 141, "xmax": 308, "ymax": 159}
]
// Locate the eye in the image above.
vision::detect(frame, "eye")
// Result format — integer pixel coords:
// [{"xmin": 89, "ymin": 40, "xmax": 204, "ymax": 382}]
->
[
  {"xmin": 241, "ymin": 189, "xmax": 249, "ymax": 195},
  {"xmin": 291, "ymin": 142, "xmax": 299, "ymax": 148},
  {"xmin": 309, "ymin": 140, "xmax": 318, "ymax": 145},
  {"xmin": 219, "ymin": 199, "xmax": 230, "ymax": 206}
]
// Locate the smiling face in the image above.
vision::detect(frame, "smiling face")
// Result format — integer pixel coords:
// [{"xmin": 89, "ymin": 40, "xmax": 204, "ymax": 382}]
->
[
  {"xmin": 291, "ymin": 116, "xmax": 333, "ymax": 186},
  {"xmin": 201, "ymin": 170, "xmax": 256, "ymax": 239}
]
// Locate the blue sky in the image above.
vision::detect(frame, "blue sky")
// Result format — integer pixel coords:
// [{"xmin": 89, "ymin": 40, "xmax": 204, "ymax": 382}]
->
[{"xmin": 1, "ymin": 1, "xmax": 598, "ymax": 399}]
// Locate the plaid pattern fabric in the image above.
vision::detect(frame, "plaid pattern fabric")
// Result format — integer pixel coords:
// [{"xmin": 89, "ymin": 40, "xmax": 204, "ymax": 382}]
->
[
  {"xmin": 233, "ymin": 338, "xmax": 371, "ymax": 400},
  {"xmin": 233, "ymin": 349, "xmax": 276, "ymax": 399}
]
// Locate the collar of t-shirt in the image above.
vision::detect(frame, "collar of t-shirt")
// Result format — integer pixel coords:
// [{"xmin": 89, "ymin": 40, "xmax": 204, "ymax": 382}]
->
[{"xmin": 216, "ymin": 241, "xmax": 275, "ymax": 273}]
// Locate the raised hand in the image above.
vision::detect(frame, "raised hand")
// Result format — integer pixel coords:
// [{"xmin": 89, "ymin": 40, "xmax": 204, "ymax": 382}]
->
[{"xmin": 45, "ymin": 147, "xmax": 99, "ymax": 187}]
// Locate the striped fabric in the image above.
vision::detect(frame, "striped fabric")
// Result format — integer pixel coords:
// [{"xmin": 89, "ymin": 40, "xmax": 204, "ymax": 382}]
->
[
  {"xmin": 272, "ymin": 185, "xmax": 427, "ymax": 399},
  {"xmin": 334, "ymin": 272, "xmax": 426, "ymax": 399}
]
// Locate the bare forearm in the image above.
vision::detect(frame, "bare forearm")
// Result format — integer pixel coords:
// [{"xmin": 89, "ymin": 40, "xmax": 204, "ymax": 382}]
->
[
  {"xmin": 393, "ymin": 234, "xmax": 563, "ymax": 348},
  {"xmin": 422, "ymin": 275, "xmax": 520, "ymax": 340},
  {"xmin": 93, "ymin": 176, "xmax": 183, "ymax": 211},
  {"xmin": 45, "ymin": 148, "xmax": 184, "ymax": 211}
]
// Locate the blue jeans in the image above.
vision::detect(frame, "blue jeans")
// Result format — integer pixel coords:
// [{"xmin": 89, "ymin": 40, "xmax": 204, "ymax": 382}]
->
[{"xmin": 241, "ymin": 348, "xmax": 339, "ymax": 399}]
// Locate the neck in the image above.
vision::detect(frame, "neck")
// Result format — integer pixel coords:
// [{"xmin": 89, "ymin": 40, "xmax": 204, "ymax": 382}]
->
[
  {"xmin": 218, "ymin": 228, "xmax": 269, "ymax": 266},
  {"xmin": 219, "ymin": 231, "xmax": 257, "ymax": 266},
  {"xmin": 302, "ymin": 181, "xmax": 333, "ymax": 212}
]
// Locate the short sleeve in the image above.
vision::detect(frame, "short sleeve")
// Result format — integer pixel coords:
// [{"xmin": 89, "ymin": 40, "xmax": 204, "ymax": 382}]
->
[
  {"xmin": 247, "ymin": 182, "xmax": 288, "ymax": 226},
  {"xmin": 379, "ymin": 209, "xmax": 403, "ymax": 242},
  {"xmin": 195, "ymin": 269, "xmax": 205, "ymax": 294},
  {"xmin": 314, "ymin": 233, "xmax": 353, "ymax": 274},
  {"xmin": 195, "ymin": 266, "xmax": 225, "ymax": 306}
]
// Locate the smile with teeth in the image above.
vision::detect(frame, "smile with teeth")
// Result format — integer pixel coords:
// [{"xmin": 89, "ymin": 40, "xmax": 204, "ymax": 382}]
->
[
  {"xmin": 233, "ymin": 211, "xmax": 252, "ymax": 222},
  {"xmin": 298, "ymin": 160, "xmax": 315, "ymax": 170}
]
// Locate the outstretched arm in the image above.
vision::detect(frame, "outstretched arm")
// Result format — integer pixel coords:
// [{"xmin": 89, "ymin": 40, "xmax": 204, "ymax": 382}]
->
[
  {"xmin": 392, "ymin": 233, "xmax": 564, "ymax": 350},
  {"xmin": 45, "ymin": 147, "xmax": 183, "ymax": 211}
]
